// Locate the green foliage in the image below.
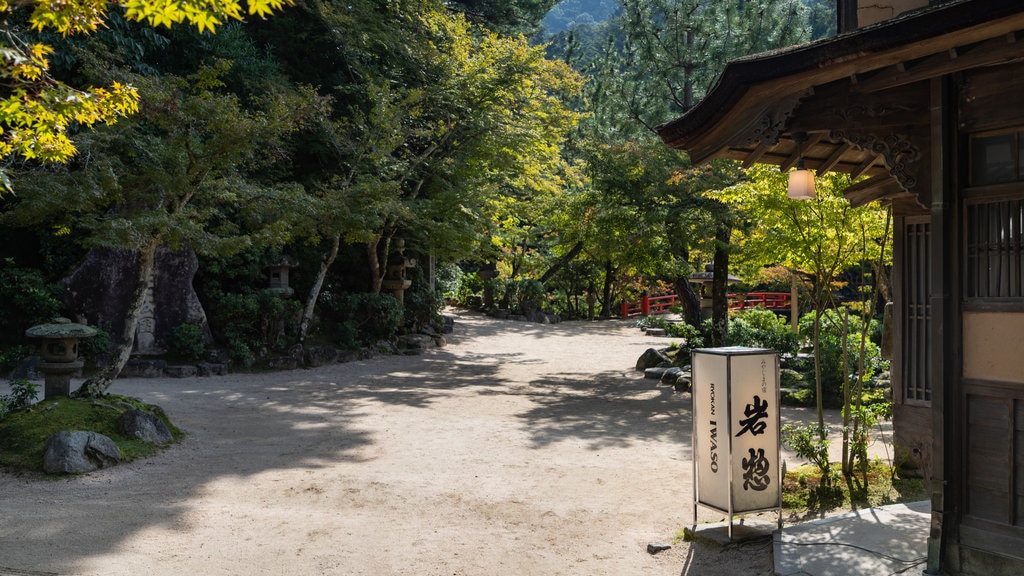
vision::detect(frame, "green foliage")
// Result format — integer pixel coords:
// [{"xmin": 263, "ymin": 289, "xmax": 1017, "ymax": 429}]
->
[
  {"xmin": 504, "ymin": 278, "xmax": 546, "ymax": 314},
  {"xmin": 0, "ymin": 261, "xmax": 62, "ymax": 347},
  {"xmin": 782, "ymin": 423, "xmax": 835, "ymax": 486},
  {"xmin": 452, "ymin": 271, "xmax": 486, "ymax": 307},
  {"xmin": 435, "ymin": 263, "xmax": 464, "ymax": 302},
  {"xmin": 725, "ymin": 307, "xmax": 800, "ymax": 357},
  {"xmin": 798, "ymin": 309, "xmax": 887, "ymax": 408},
  {"xmin": 0, "ymin": 394, "xmax": 181, "ymax": 472},
  {"xmin": 78, "ymin": 326, "xmax": 111, "ymax": 367},
  {"xmin": 205, "ymin": 288, "xmax": 300, "ymax": 363},
  {"xmin": 169, "ymin": 323, "xmax": 206, "ymax": 363},
  {"xmin": 0, "ymin": 379, "xmax": 39, "ymax": 421},
  {"xmin": 319, "ymin": 292, "xmax": 404, "ymax": 346},
  {"xmin": 402, "ymin": 266, "xmax": 444, "ymax": 332}
]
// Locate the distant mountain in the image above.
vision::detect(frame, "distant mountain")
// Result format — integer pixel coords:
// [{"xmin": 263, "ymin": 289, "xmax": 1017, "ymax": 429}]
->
[{"xmin": 540, "ymin": 0, "xmax": 620, "ymax": 34}]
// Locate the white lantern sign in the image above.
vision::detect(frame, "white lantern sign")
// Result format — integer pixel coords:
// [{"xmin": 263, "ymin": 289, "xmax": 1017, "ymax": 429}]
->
[{"xmin": 691, "ymin": 347, "xmax": 781, "ymax": 538}]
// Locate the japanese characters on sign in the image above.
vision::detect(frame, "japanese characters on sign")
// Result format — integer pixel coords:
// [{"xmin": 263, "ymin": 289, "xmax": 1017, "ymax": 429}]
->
[{"xmin": 692, "ymin": 348, "xmax": 780, "ymax": 514}]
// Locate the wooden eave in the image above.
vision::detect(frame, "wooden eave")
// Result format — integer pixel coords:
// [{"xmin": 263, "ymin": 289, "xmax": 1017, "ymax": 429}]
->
[{"xmin": 656, "ymin": 0, "xmax": 1024, "ymax": 207}]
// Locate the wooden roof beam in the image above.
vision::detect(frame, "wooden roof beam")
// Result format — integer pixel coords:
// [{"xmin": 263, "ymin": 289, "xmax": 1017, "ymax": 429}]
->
[
  {"xmin": 855, "ymin": 30, "xmax": 1024, "ymax": 93},
  {"xmin": 851, "ymin": 155, "xmax": 879, "ymax": 180},
  {"xmin": 817, "ymin": 142, "xmax": 853, "ymax": 176},
  {"xmin": 741, "ymin": 141, "xmax": 771, "ymax": 169},
  {"xmin": 844, "ymin": 174, "xmax": 906, "ymax": 207},
  {"xmin": 779, "ymin": 132, "xmax": 824, "ymax": 172}
]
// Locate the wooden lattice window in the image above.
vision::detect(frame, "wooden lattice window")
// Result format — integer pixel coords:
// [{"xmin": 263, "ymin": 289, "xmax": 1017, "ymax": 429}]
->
[
  {"xmin": 965, "ymin": 198, "xmax": 1024, "ymax": 299},
  {"xmin": 900, "ymin": 218, "xmax": 932, "ymax": 404}
]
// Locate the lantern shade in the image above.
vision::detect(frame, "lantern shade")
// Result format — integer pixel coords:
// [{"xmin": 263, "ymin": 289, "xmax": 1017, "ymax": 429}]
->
[{"xmin": 787, "ymin": 169, "xmax": 816, "ymax": 200}]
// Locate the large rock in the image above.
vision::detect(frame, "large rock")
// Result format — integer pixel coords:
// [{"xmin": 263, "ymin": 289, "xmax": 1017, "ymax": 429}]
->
[
  {"xmin": 636, "ymin": 348, "xmax": 671, "ymax": 371},
  {"xmin": 42, "ymin": 431, "xmax": 122, "ymax": 474},
  {"xmin": 62, "ymin": 247, "xmax": 210, "ymax": 355},
  {"xmin": 117, "ymin": 408, "xmax": 173, "ymax": 445}
]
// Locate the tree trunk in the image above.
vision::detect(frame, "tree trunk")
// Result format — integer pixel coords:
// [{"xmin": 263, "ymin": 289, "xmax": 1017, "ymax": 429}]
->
[
  {"xmin": 671, "ymin": 276, "xmax": 702, "ymax": 327},
  {"xmin": 538, "ymin": 241, "xmax": 583, "ymax": 284},
  {"xmin": 367, "ymin": 233, "xmax": 393, "ymax": 294},
  {"xmin": 74, "ymin": 240, "xmax": 160, "ymax": 398},
  {"xmin": 841, "ymin": 308, "xmax": 851, "ymax": 476},
  {"xmin": 600, "ymin": 261, "xmax": 616, "ymax": 318},
  {"xmin": 298, "ymin": 234, "xmax": 340, "ymax": 344},
  {"xmin": 710, "ymin": 225, "xmax": 731, "ymax": 347}
]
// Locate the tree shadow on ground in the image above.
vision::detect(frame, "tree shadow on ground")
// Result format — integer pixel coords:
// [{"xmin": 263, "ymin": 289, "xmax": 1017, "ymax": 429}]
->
[{"xmin": 514, "ymin": 371, "xmax": 692, "ymax": 451}]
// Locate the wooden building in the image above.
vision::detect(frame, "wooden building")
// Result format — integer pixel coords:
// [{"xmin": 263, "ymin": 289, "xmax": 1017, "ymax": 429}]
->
[{"xmin": 656, "ymin": 1, "xmax": 1024, "ymax": 573}]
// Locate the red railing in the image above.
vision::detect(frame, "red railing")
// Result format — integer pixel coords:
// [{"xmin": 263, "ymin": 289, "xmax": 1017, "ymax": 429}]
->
[
  {"xmin": 619, "ymin": 294, "xmax": 679, "ymax": 318},
  {"xmin": 729, "ymin": 291, "xmax": 792, "ymax": 310},
  {"xmin": 620, "ymin": 291, "xmax": 791, "ymax": 318}
]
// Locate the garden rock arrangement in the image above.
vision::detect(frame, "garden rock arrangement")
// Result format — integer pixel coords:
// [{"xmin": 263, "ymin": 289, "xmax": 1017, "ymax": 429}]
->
[
  {"xmin": 42, "ymin": 430, "xmax": 122, "ymax": 474},
  {"xmin": 104, "ymin": 316, "xmax": 458, "ymax": 377},
  {"xmin": 635, "ymin": 347, "xmax": 691, "ymax": 391}
]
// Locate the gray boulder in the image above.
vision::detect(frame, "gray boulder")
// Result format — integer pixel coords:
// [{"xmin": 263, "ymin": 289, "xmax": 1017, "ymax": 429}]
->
[
  {"xmin": 399, "ymin": 334, "xmax": 435, "ymax": 351},
  {"xmin": 636, "ymin": 348, "xmax": 671, "ymax": 371},
  {"xmin": 116, "ymin": 408, "xmax": 173, "ymax": 445},
  {"xmin": 9, "ymin": 355, "xmax": 42, "ymax": 380},
  {"xmin": 43, "ymin": 431, "xmax": 122, "ymax": 474},
  {"xmin": 197, "ymin": 362, "xmax": 229, "ymax": 377},
  {"xmin": 165, "ymin": 365, "xmax": 197, "ymax": 378},
  {"xmin": 121, "ymin": 358, "xmax": 167, "ymax": 378}
]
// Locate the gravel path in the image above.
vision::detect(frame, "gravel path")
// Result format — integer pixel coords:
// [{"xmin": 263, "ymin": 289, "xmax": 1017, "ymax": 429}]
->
[{"xmin": 0, "ymin": 310, "xmax": 884, "ymax": 575}]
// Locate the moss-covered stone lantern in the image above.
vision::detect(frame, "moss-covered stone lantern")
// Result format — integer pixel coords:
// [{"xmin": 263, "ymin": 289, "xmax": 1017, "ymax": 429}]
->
[{"xmin": 25, "ymin": 318, "xmax": 97, "ymax": 399}]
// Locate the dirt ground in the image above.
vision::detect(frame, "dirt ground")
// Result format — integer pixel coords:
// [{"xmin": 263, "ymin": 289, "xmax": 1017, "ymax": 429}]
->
[{"xmin": 0, "ymin": 310, "xmax": 892, "ymax": 576}]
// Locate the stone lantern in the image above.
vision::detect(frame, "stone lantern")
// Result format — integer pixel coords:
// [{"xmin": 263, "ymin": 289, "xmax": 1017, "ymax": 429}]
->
[
  {"xmin": 381, "ymin": 239, "xmax": 416, "ymax": 304},
  {"xmin": 267, "ymin": 255, "xmax": 298, "ymax": 298},
  {"xmin": 25, "ymin": 318, "xmax": 97, "ymax": 399}
]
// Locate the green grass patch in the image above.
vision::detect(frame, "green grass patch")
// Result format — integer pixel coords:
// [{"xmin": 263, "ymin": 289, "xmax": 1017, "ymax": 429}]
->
[
  {"xmin": 782, "ymin": 462, "xmax": 927, "ymax": 521},
  {"xmin": 0, "ymin": 395, "xmax": 182, "ymax": 473}
]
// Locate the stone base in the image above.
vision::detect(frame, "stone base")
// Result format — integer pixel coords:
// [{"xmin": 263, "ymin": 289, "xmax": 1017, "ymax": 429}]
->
[{"xmin": 38, "ymin": 360, "xmax": 84, "ymax": 399}]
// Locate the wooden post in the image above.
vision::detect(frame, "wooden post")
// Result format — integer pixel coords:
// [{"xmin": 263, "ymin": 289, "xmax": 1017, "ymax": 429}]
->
[{"xmin": 790, "ymin": 276, "xmax": 799, "ymax": 332}]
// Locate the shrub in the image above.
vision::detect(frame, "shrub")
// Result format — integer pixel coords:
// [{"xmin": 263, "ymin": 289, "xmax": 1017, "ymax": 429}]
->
[
  {"xmin": 0, "ymin": 262, "xmax": 62, "ymax": 347},
  {"xmin": 205, "ymin": 288, "xmax": 301, "ymax": 360},
  {"xmin": 798, "ymin": 308, "xmax": 888, "ymax": 409},
  {"xmin": 504, "ymin": 278, "xmax": 545, "ymax": 314},
  {"xmin": 435, "ymin": 263, "xmax": 463, "ymax": 302},
  {"xmin": 0, "ymin": 379, "xmax": 38, "ymax": 421},
  {"xmin": 320, "ymin": 292, "xmax": 403, "ymax": 345},
  {"xmin": 726, "ymin": 307, "xmax": 800, "ymax": 357},
  {"xmin": 169, "ymin": 323, "xmax": 206, "ymax": 362},
  {"xmin": 403, "ymin": 266, "xmax": 444, "ymax": 332},
  {"xmin": 78, "ymin": 326, "xmax": 111, "ymax": 367}
]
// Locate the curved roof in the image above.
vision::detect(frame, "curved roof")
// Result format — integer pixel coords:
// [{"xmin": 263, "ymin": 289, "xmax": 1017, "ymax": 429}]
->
[{"xmin": 656, "ymin": 0, "xmax": 1024, "ymax": 206}]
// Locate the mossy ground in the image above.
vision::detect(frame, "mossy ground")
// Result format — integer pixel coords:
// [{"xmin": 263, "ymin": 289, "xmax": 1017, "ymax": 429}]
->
[
  {"xmin": 0, "ymin": 395, "xmax": 182, "ymax": 473},
  {"xmin": 782, "ymin": 462, "xmax": 927, "ymax": 521}
]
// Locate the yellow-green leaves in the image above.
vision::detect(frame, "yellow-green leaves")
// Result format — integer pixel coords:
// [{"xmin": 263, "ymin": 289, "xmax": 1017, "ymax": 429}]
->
[
  {"xmin": 0, "ymin": 0, "xmax": 292, "ymax": 192},
  {"xmin": 28, "ymin": 0, "xmax": 294, "ymax": 36}
]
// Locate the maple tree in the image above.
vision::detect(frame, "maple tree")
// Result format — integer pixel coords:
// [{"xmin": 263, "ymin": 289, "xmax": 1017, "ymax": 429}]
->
[{"xmin": 0, "ymin": 0, "xmax": 291, "ymax": 187}]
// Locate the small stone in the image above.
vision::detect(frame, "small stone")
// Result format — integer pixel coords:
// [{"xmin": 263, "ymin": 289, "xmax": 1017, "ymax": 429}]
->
[
  {"xmin": 647, "ymin": 542, "xmax": 672, "ymax": 554},
  {"xmin": 644, "ymin": 367, "xmax": 669, "ymax": 380},
  {"xmin": 645, "ymin": 327, "xmax": 667, "ymax": 337}
]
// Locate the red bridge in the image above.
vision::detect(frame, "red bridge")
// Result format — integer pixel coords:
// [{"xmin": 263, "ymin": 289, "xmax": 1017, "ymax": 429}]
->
[{"xmin": 620, "ymin": 292, "xmax": 792, "ymax": 319}]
